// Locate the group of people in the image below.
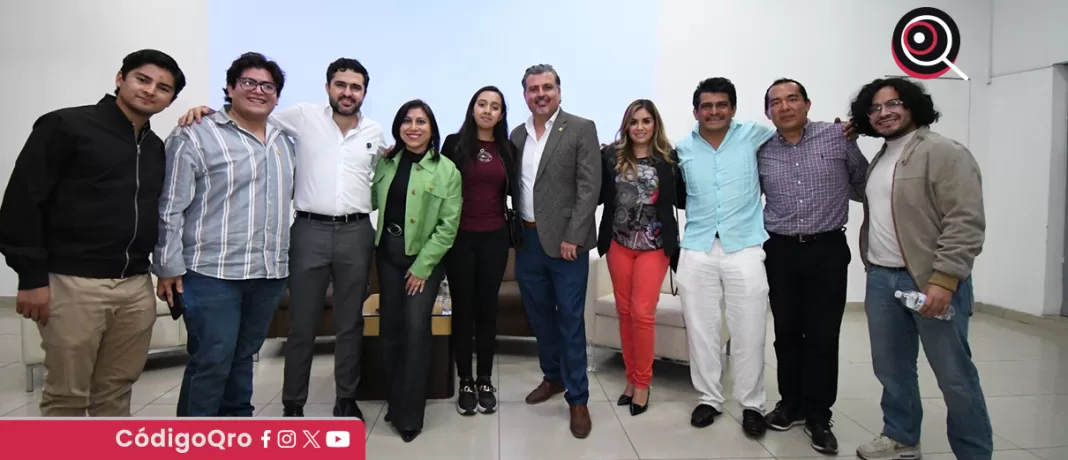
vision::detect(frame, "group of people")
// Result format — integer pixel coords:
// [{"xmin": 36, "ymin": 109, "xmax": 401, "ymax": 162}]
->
[{"xmin": 0, "ymin": 47, "xmax": 992, "ymax": 460}]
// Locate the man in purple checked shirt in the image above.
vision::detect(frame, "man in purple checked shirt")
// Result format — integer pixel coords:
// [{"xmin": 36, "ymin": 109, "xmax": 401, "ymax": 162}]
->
[{"xmin": 756, "ymin": 78, "xmax": 869, "ymax": 455}]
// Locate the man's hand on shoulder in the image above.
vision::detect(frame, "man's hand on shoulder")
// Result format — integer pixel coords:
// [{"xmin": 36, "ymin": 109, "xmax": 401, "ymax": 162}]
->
[
  {"xmin": 16, "ymin": 286, "xmax": 50, "ymax": 326},
  {"xmin": 835, "ymin": 117, "xmax": 858, "ymax": 141},
  {"xmin": 177, "ymin": 106, "xmax": 215, "ymax": 127}
]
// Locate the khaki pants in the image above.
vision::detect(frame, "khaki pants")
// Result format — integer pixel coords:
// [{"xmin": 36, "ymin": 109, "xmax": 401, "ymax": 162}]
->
[{"xmin": 38, "ymin": 273, "xmax": 157, "ymax": 416}]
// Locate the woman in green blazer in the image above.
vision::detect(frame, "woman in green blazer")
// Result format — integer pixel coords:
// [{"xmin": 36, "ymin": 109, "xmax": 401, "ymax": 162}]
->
[{"xmin": 372, "ymin": 99, "xmax": 462, "ymax": 442}]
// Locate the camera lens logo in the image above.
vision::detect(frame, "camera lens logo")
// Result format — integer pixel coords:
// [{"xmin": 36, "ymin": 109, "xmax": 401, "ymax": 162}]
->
[
  {"xmin": 277, "ymin": 430, "xmax": 297, "ymax": 449},
  {"xmin": 891, "ymin": 7, "xmax": 969, "ymax": 80}
]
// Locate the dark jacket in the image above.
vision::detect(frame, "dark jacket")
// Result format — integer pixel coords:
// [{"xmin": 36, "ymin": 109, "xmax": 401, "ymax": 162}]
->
[
  {"xmin": 0, "ymin": 94, "xmax": 166, "ymax": 289},
  {"xmin": 596, "ymin": 144, "xmax": 685, "ymax": 271},
  {"xmin": 440, "ymin": 133, "xmax": 521, "ymax": 241}
]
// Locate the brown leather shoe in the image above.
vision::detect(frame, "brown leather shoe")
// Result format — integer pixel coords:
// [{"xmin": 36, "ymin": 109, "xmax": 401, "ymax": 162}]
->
[
  {"xmin": 569, "ymin": 404, "xmax": 592, "ymax": 438},
  {"xmin": 524, "ymin": 379, "xmax": 564, "ymax": 404}
]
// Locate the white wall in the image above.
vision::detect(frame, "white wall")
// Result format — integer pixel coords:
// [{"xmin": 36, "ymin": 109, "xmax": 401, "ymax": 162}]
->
[
  {"xmin": 0, "ymin": 0, "xmax": 211, "ymax": 295},
  {"xmin": 653, "ymin": 0, "xmax": 993, "ymax": 305},
  {"xmin": 981, "ymin": 0, "xmax": 1068, "ymax": 316},
  {"xmin": 991, "ymin": 0, "xmax": 1068, "ymax": 76},
  {"xmin": 0, "ymin": 1, "xmax": 1063, "ymax": 317}
]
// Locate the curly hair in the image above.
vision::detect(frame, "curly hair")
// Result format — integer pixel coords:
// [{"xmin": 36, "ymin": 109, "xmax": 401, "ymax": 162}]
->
[{"xmin": 847, "ymin": 77, "xmax": 941, "ymax": 138}]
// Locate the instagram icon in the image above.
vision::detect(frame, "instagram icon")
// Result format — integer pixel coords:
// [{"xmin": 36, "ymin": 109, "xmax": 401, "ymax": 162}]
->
[{"xmin": 277, "ymin": 430, "xmax": 297, "ymax": 449}]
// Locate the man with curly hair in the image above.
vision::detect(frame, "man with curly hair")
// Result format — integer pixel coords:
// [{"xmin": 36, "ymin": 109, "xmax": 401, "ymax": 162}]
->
[{"xmin": 849, "ymin": 77, "xmax": 992, "ymax": 460}]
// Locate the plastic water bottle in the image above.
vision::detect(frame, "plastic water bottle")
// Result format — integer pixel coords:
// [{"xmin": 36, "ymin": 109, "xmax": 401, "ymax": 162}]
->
[
  {"xmin": 438, "ymin": 278, "xmax": 452, "ymax": 316},
  {"xmin": 894, "ymin": 290, "xmax": 954, "ymax": 320}
]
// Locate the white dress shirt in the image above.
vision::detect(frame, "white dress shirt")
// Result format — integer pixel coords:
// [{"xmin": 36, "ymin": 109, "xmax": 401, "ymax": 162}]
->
[
  {"xmin": 271, "ymin": 103, "xmax": 387, "ymax": 216},
  {"xmin": 520, "ymin": 107, "xmax": 561, "ymax": 222}
]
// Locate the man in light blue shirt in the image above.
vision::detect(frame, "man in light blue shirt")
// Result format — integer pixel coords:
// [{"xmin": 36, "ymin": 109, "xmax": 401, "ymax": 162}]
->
[{"xmin": 675, "ymin": 77, "xmax": 775, "ymax": 437}]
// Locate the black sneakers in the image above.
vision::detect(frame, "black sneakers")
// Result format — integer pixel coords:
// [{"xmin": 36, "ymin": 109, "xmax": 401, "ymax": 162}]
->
[
  {"xmin": 475, "ymin": 377, "xmax": 497, "ymax": 414},
  {"xmin": 457, "ymin": 378, "xmax": 477, "ymax": 415},
  {"xmin": 805, "ymin": 420, "xmax": 839, "ymax": 454},
  {"xmin": 764, "ymin": 401, "xmax": 806, "ymax": 431},
  {"xmin": 457, "ymin": 376, "xmax": 497, "ymax": 415}
]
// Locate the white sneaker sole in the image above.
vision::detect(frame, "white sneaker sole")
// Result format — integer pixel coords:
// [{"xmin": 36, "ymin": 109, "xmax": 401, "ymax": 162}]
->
[
  {"xmin": 767, "ymin": 418, "xmax": 806, "ymax": 431},
  {"xmin": 856, "ymin": 449, "xmax": 922, "ymax": 460}
]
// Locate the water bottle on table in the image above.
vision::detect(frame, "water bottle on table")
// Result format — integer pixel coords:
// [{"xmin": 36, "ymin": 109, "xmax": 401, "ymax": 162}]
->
[
  {"xmin": 894, "ymin": 290, "xmax": 954, "ymax": 321},
  {"xmin": 438, "ymin": 278, "xmax": 452, "ymax": 316}
]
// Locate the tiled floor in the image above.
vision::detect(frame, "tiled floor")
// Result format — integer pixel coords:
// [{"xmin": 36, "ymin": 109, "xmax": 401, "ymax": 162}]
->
[{"xmin": 2, "ymin": 307, "xmax": 1068, "ymax": 459}]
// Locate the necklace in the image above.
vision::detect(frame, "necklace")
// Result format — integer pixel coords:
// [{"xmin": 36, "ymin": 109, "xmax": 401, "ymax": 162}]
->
[{"xmin": 477, "ymin": 148, "xmax": 493, "ymax": 163}]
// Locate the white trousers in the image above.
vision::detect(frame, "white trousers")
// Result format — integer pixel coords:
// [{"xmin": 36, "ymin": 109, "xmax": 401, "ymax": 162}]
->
[{"xmin": 677, "ymin": 240, "xmax": 769, "ymax": 412}]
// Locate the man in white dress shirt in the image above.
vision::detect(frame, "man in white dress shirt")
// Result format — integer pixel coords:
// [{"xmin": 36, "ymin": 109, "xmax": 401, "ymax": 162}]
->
[{"xmin": 178, "ymin": 58, "xmax": 387, "ymax": 418}]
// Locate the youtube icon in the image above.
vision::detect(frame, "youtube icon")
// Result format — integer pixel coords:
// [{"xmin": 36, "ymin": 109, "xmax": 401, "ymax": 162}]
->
[{"xmin": 326, "ymin": 431, "xmax": 350, "ymax": 448}]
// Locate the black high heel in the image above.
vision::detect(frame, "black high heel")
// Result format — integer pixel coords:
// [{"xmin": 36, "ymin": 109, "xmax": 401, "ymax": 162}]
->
[
  {"xmin": 630, "ymin": 389, "xmax": 649, "ymax": 416},
  {"xmin": 616, "ymin": 394, "xmax": 632, "ymax": 406}
]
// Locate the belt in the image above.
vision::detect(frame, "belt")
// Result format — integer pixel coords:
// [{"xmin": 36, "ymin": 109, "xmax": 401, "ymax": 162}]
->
[
  {"xmin": 296, "ymin": 211, "xmax": 368, "ymax": 223},
  {"xmin": 523, "ymin": 220, "xmax": 536, "ymax": 228},
  {"xmin": 769, "ymin": 228, "xmax": 844, "ymax": 243}
]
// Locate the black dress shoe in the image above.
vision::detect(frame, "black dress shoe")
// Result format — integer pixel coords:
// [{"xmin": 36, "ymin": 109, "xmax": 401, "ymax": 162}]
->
[
  {"xmin": 616, "ymin": 394, "xmax": 632, "ymax": 406},
  {"xmin": 690, "ymin": 404, "xmax": 721, "ymax": 427},
  {"xmin": 282, "ymin": 405, "xmax": 303, "ymax": 417},
  {"xmin": 399, "ymin": 429, "xmax": 420, "ymax": 442},
  {"xmin": 804, "ymin": 420, "xmax": 839, "ymax": 454},
  {"xmin": 333, "ymin": 398, "xmax": 363, "ymax": 419},
  {"xmin": 742, "ymin": 409, "xmax": 767, "ymax": 437}
]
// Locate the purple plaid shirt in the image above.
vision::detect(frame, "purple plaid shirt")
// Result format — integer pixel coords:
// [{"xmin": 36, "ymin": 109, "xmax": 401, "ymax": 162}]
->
[{"xmin": 757, "ymin": 120, "xmax": 868, "ymax": 235}]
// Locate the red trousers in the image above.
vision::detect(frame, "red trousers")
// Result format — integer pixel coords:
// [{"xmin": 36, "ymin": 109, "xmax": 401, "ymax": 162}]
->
[{"xmin": 605, "ymin": 240, "xmax": 670, "ymax": 389}]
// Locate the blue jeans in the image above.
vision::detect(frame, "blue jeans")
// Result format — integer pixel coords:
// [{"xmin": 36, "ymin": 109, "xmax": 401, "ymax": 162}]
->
[
  {"xmin": 177, "ymin": 271, "xmax": 287, "ymax": 417},
  {"xmin": 865, "ymin": 266, "xmax": 993, "ymax": 459},
  {"xmin": 515, "ymin": 227, "xmax": 590, "ymax": 405}
]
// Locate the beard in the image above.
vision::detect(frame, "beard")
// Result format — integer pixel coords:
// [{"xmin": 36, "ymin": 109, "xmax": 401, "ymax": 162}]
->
[{"xmin": 330, "ymin": 96, "xmax": 361, "ymax": 116}]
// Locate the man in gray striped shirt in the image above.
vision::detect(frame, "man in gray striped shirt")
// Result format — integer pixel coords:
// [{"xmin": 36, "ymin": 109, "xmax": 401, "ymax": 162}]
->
[{"xmin": 154, "ymin": 52, "xmax": 295, "ymax": 417}]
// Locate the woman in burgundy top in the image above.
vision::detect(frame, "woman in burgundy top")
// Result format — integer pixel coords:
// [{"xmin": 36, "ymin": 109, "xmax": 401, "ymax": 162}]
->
[{"xmin": 440, "ymin": 86, "xmax": 519, "ymax": 417}]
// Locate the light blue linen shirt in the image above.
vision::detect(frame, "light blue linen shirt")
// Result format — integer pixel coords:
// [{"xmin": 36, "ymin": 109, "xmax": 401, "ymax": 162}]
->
[{"xmin": 676, "ymin": 119, "xmax": 775, "ymax": 254}]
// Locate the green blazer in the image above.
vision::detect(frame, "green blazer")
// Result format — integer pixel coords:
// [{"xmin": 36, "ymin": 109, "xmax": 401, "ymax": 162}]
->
[{"xmin": 371, "ymin": 149, "xmax": 463, "ymax": 280}]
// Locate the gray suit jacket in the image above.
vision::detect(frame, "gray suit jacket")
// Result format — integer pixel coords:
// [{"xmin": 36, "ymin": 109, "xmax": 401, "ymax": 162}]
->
[{"xmin": 509, "ymin": 109, "xmax": 601, "ymax": 258}]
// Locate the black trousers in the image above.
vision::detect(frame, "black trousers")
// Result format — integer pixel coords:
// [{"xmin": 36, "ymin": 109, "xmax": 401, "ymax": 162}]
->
[
  {"xmin": 444, "ymin": 227, "xmax": 509, "ymax": 379},
  {"xmin": 377, "ymin": 232, "xmax": 445, "ymax": 431},
  {"xmin": 763, "ymin": 229, "xmax": 850, "ymax": 424}
]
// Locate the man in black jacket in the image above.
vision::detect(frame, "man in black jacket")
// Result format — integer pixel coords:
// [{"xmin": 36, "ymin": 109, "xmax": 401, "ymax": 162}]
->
[{"xmin": 0, "ymin": 49, "xmax": 186, "ymax": 416}]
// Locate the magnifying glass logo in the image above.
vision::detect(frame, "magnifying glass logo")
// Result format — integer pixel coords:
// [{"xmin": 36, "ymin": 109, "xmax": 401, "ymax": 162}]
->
[{"xmin": 891, "ymin": 7, "xmax": 968, "ymax": 80}]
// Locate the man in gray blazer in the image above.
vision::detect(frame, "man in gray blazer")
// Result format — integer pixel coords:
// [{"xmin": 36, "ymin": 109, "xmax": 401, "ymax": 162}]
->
[{"xmin": 509, "ymin": 64, "xmax": 601, "ymax": 439}]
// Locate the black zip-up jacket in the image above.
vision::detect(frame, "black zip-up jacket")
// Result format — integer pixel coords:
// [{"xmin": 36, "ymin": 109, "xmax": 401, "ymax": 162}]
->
[{"xmin": 0, "ymin": 94, "xmax": 166, "ymax": 290}]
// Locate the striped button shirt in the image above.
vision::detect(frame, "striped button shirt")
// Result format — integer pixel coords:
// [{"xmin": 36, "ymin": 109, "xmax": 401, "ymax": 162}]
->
[
  {"xmin": 757, "ymin": 120, "xmax": 869, "ymax": 235},
  {"xmin": 154, "ymin": 108, "xmax": 296, "ymax": 280}
]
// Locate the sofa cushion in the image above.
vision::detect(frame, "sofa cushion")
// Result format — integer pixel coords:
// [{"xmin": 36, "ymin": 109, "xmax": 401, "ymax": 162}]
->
[
  {"xmin": 594, "ymin": 294, "xmax": 686, "ymax": 328},
  {"xmin": 154, "ymin": 298, "xmax": 172, "ymax": 316}
]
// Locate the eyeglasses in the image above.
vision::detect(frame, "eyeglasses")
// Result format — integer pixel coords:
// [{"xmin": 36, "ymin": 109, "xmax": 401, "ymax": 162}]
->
[
  {"xmin": 236, "ymin": 77, "xmax": 277, "ymax": 94},
  {"xmin": 867, "ymin": 99, "xmax": 904, "ymax": 116}
]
